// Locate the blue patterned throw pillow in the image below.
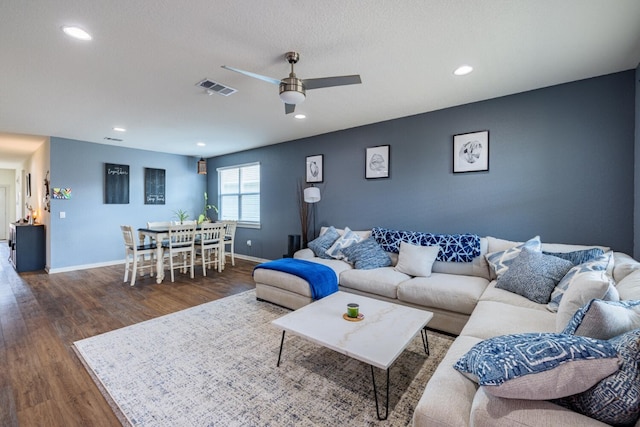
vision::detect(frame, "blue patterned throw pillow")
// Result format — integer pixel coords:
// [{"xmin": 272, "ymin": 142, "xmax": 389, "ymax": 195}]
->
[
  {"xmin": 485, "ymin": 236, "xmax": 541, "ymax": 279},
  {"xmin": 454, "ymin": 333, "xmax": 620, "ymax": 400},
  {"xmin": 555, "ymin": 328, "xmax": 640, "ymax": 426},
  {"xmin": 495, "ymin": 247, "xmax": 574, "ymax": 304},
  {"xmin": 340, "ymin": 238, "xmax": 391, "ymax": 270},
  {"xmin": 307, "ymin": 226, "xmax": 340, "ymax": 259},
  {"xmin": 543, "ymin": 248, "xmax": 605, "ymax": 265},
  {"xmin": 371, "ymin": 227, "xmax": 480, "ymax": 262},
  {"xmin": 324, "ymin": 227, "xmax": 362, "ymax": 260},
  {"xmin": 563, "ymin": 299, "xmax": 640, "ymax": 340}
]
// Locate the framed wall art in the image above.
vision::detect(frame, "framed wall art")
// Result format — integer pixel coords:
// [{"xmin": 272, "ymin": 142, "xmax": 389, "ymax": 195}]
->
[
  {"xmin": 365, "ymin": 145, "xmax": 390, "ymax": 179},
  {"xmin": 144, "ymin": 167, "xmax": 166, "ymax": 204},
  {"xmin": 306, "ymin": 154, "xmax": 323, "ymax": 183},
  {"xmin": 104, "ymin": 163, "xmax": 130, "ymax": 204},
  {"xmin": 453, "ymin": 130, "xmax": 489, "ymax": 173}
]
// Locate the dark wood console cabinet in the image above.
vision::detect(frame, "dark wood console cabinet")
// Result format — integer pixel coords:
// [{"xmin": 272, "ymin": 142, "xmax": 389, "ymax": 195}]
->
[{"xmin": 8, "ymin": 223, "xmax": 45, "ymax": 272}]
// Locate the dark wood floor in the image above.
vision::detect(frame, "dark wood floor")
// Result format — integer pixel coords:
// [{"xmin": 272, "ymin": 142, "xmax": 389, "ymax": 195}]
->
[{"xmin": 0, "ymin": 243, "xmax": 258, "ymax": 426}]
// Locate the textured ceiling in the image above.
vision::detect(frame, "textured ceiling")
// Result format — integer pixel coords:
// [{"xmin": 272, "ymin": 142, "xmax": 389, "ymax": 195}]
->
[{"xmin": 1, "ymin": 0, "xmax": 639, "ymax": 163}]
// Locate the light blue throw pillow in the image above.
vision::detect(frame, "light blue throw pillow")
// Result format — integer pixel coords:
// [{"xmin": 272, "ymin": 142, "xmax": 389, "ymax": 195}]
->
[
  {"xmin": 563, "ymin": 299, "xmax": 640, "ymax": 340},
  {"xmin": 485, "ymin": 236, "xmax": 541, "ymax": 279},
  {"xmin": 341, "ymin": 238, "xmax": 391, "ymax": 270},
  {"xmin": 324, "ymin": 227, "xmax": 362, "ymax": 260},
  {"xmin": 307, "ymin": 226, "xmax": 340, "ymax": 259},
  {"xmin": 495, "ymin": 247, "xmax": 574, "ymax": 304},
  {"xmin": 555, "ymin": 328, "xmax": 640, "ymax": 426},
  {"xmin": 454, "ymin": 332, "xmax": 620, "ymax": 400}
]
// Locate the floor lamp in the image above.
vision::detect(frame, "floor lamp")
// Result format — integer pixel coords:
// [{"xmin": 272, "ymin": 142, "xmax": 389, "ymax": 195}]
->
[{"xmin": 303, "ymin": 186, "xmax": 321, "ymax": 240}]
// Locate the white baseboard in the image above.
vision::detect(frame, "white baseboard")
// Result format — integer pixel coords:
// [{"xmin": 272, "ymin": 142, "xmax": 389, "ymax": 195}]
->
[{"xmin": 47, "ymin": 254, "xmax": 269, "ymax": 274}]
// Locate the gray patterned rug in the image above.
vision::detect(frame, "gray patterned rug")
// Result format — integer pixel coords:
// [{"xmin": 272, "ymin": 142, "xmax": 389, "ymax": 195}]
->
[{"xmin": 74, "ymin": 290, "xmax": 453, "ymax": 426}]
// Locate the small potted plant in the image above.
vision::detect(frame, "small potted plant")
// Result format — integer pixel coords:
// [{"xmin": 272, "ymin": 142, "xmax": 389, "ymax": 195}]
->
[
  {"xmin": 173, "ymin": 209, "xmax": 189, "ymax": 224},
  {"xmin": 198, "ymin": 192, "xmax": 219, "ymax": 224}
]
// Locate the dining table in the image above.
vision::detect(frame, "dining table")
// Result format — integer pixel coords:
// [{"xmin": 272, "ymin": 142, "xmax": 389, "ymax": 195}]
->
[{"xmin": 137, "ymin": 224, "xmax": 225, "ymax": 284}]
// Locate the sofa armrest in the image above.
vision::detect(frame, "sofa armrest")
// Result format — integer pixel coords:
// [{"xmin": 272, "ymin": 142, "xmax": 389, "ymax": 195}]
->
[{"xmin": 293, "ymin": 248, "xmax": 315, "ymax": 259}]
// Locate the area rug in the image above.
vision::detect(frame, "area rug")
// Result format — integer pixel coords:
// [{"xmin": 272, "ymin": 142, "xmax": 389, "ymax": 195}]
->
[{"xmin": 74, "ymin": 290, "xmax": 454, "ymax": 426}]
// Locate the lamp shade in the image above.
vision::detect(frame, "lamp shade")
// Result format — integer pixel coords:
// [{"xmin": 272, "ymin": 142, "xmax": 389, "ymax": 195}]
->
[
  {"xmin": 279, "ymin": 89, "xmax": 306, "ymax": 105},
  {"xmin": 303, "ymin": 186, "xmax": 321, "ymax": 203},
  {"xmin": 197, "ymin": 158, "xmax": 207, "ymax": 175}
]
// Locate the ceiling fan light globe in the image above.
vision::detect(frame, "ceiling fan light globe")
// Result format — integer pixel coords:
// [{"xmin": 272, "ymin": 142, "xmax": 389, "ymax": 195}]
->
[{"xmin": 279, "ymin": 78, "xmax": 306, "ymax": 105}]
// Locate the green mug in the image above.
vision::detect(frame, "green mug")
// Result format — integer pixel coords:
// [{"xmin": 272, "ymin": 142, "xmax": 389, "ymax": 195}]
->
[{"xmin": 347, "ymin": 303, "xmax": 359, "ymax": 318}]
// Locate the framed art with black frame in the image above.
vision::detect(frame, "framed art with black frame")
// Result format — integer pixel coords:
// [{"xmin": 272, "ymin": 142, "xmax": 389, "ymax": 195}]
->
[
  {"xmin": 453, "ymin": 130, "xmax": 489, "ymax": 173},
  {"xmin": 365, "ymin": 145, "xmax": 390, "ymax": 179},
  {"xmin": 306, "ymin": 154, "xmax": 323, "ymax": 183}
]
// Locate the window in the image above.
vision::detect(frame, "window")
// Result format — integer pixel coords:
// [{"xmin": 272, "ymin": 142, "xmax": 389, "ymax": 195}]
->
[{"xmin": 217, "ymin": 162, "xmax": 260, "ymax": 228}]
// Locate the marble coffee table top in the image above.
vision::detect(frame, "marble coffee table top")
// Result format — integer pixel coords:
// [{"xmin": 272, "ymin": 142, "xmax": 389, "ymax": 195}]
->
[{"xmin": 272, "ymin": 291, "xmax": 433, "ymax": 369}]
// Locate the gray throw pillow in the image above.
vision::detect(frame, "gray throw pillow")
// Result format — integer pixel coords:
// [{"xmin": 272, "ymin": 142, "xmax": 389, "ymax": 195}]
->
[
  {"xmin": 563, "ymin": 299, "xmax": 640, "ymax": 340},
  {"xmin": 307, "ymin": 226, "xmax": 340, "ymax": 259},
  {"xmin": 341, "ymin": 238, "xmax": 391, "ymax": 270},
  {"xmin": 495, "ymin": 247, "xmax": 574, "ymax": 304},
  {"xmin": 543, "ymin": 248, "xmax": 605, "ymax": 265}
]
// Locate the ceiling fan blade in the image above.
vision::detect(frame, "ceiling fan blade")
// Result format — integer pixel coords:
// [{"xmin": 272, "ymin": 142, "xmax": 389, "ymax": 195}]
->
[
  {"xmin": 284, "ymin": 103, "xmax": 296, "ymax": 114},
  {"xmin": 221, "ymin": 65, "xmax": 281, "ymax": 85},
  {"xmin": 303, "ymin": 75, "xmax": 361, "ymax": 90}
]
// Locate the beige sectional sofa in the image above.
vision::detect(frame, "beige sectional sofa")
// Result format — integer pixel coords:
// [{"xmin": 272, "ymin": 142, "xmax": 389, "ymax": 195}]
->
[{"xmin": 253, "ymin": 227, "xmax": 640, "ymax": 426}]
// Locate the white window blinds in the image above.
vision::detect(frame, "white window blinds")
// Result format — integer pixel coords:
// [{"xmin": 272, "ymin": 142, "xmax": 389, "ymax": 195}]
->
[{"xmin": 218, "ymin": 163, "xmax": 260, "ymax": 227}]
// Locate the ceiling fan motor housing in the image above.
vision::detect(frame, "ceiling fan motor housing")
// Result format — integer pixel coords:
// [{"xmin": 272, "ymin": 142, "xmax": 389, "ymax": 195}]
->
[{"xmin": 279, "ymin": 76, "xmax": 306, "ymax": 104}]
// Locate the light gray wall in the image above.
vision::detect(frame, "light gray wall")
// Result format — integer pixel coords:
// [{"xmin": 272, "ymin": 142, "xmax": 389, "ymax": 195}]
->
[
  {"xmin": 49, "ymin": 137, "xmax": 205, "ymax": 270},
  {"xmin": 208, "ymin": 70, "xmax": 636, "ymax": 260}
]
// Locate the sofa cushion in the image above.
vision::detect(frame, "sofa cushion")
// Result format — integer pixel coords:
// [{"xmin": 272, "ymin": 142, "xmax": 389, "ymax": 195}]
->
[
  {"xmin": 556, "ymin": 267, "xmax": 619, "ymax": 332},
  {"xmin": 454, "ymin": 333, "xmax": 620, "ymax": 400},
  {"xmin": 397, "ymin": 273, "xmax": 488, "ymax": 315},
  {"xmin": 340, "ymin": 238, "xmax": 392, "ymax": 270},
  {"xmin": 461, "ymin": 301, "xmax": 556, "ymax": 339},
  {"xmin": 563, "ymin": 299, "xmax": 640, "ymax": 340},
  {"xmin": 616, "ymin": 270, "xmax": 640, "ymax": 300},
  {"xmin": 471, "ymin": 387, "xmax": 614, "ymax": 427},
  {"xmin": 495, "ymin": 248, "xmax": 573, "ymax": 304},
  {"xmin": 480, "ymin": 282, "xmax": 552, "ymax": 311},
  {"xmin": 307, "ymin": 226, "xmax": 340, "ymax": 259},
  {"xmin": 394, "ymin": 242, "xmax": 439, "ymax": 277},
  {"xmin": 413, "ymin": 335, "xmax": 483, "ymax": 427},
  {"xmin": 548, "ymin": 253, "xmax": 612, "ymax": 312},
  {"xmin": 485, "ymin": 236, "xmax": 541, "ymax": 279},
  {"xmin": 339, "ymin": 267, "xmax": 409, "ymax": 299},
  {"xmin": 613, "ymin": 252, "xmax": 640, "ymax": 283},
  {"xmin": 324, "ymin": 227, "xmax": 362, "ymax": 260},
  {"xmin": 555, "ymin": 328, "xmax": 640, "ymax": 426},
  {"xmin": 543, "ymin": 248, "xmax": 605, "ymax": 265}
]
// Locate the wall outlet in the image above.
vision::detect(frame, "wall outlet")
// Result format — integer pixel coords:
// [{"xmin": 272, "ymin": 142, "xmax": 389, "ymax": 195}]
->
[
  {"xmin": 60, "ymin": 211, "xmax": 66, "ymax": 219},
  {"xmin": 246, "ymin": 240, "xmax": 252, "ymax": 247}
]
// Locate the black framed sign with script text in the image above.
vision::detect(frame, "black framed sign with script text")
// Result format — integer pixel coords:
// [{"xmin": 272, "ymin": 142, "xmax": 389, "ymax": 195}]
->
[
  {"xmin": 144, "ymin": 167, "xmax": 166, "ymax": 205},
  {"xmin": 105, "ymin": 163, "xmax": 130, "ymax": 204}
]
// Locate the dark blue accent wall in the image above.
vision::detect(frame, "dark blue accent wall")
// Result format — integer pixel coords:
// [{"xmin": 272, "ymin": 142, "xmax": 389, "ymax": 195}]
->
[
  {"xmin": 635, "ymin": 63, "xmax": 640, "ymax": 257},
  {"xmin": 208, "ymin": 70, "xmax": 636, "ymax": 259}
]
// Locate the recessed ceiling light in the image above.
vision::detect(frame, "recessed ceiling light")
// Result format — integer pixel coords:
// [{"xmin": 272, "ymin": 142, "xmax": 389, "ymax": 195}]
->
[
  {"xmin": 294, "ymin": 114, "xmax": 306, "ymax": 119},
  {"xmin": 113, "ymin": 127, "xmax": 126, "ymax": 132},
  {"xmin": 197, "ymin": 142, "xmax": 206, "ymax": 147},
  {"xmin": 62, "ymin": 26, "xmax": 92, "ymax": 41},
  {"xmin": 454, "ymin": 65, "xmax": 473, "ymax": 76}
]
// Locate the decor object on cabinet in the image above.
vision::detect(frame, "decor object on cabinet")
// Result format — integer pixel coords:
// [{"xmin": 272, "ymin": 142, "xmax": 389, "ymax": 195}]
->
[
  {"xmin": 105, "ymin": 163, "xmax": 130, "ymax": 204},
  {"xmin": 453, "ymin": 130, "xmax": 489, "ymax": 173},
  {"xmin": 144, "ymin": 168, "xmax": 165, "ymax": 205},
  {"xmin": 306, "ymin": 154, "xmax": 323, "ymax": 183},
  {"xmin": 366, "ymin": 145, "xmax": 390, "ymax": 179}
]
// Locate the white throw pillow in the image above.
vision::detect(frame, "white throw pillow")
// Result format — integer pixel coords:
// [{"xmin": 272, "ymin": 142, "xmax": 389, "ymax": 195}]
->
[{"xmin": 394, "ymin": 241, "xmax": 440, "ymax": 277}]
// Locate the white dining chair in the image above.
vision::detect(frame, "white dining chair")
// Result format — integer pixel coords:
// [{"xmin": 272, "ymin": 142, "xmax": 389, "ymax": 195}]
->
[
  {"xmin": 196, "ymin": 222, "xmax": 225, "ymax": 276},
  {"xmin": 162, "ymin": 223, "xmax": 196, "ymax": 282},
  {"xmin": 120, "ymin": 225, "xmax": 156, "ymax": 286},
  {"xmin": 221, "ymin": 220, "xmax": 237, "ymax": 267}
]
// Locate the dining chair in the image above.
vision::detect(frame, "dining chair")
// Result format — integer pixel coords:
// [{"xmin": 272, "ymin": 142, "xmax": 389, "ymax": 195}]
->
[
  {"xmin": 221, "ymin": 220, "xmax": 238, "ymax": 267},
  {"xmin": 171, "ymin": 220, "xmax": 197, "ymax": 225},
  {"xmin": 146, "ymin": 220, "xmax": 172, "ymax": 245},
  {"xmin": 162, "ymin": 223, "xmax": 196, "ymax": 282},
  {"xmin": 196, "ymin": 222, "xmax": 225, "ymax": 276},
  {"xmin": 120, "ymin": 225, "xmax": 156, "ymax": 286}
]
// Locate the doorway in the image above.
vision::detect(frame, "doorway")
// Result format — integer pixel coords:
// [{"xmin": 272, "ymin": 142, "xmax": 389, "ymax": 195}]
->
[{"xmin": 0, "ymin": 185, "xmax": 7, "ymax": 240}]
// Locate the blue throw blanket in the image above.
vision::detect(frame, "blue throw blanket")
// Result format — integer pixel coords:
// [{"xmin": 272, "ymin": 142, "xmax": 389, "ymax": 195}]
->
[{"xmin": 254, "ymin": 258, "xmax": 338, "ymax": 300}]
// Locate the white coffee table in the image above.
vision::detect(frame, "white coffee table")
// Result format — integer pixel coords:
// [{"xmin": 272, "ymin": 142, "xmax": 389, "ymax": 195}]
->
[{"xmin": 272, "ymin": 291, "xmax": 433, "ymax": 420}]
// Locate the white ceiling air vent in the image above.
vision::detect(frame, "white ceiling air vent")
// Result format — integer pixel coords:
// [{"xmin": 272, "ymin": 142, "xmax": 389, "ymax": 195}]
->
[
  {"xmin": 104, "ymin": 137, "xmax": 123, "ymax": 142},
  {"xmin": 196, "ymin": 78, "xmax": 237, "ymax": 96}
]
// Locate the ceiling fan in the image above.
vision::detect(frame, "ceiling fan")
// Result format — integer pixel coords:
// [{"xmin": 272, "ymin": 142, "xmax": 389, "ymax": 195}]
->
[{"xmin": 222, "ymin": 51, "xmax": 361, "ymax": 114}]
